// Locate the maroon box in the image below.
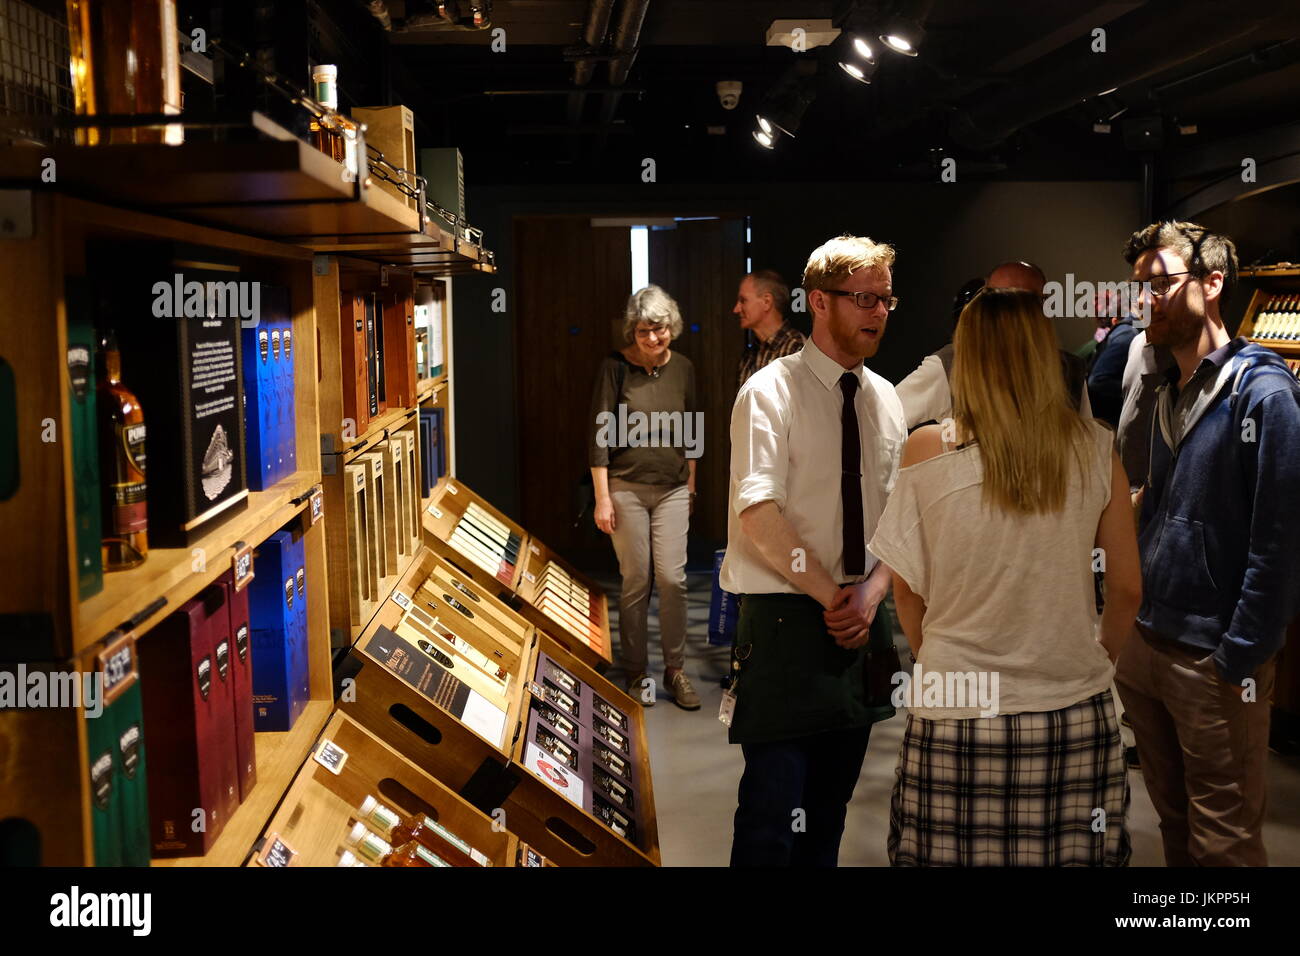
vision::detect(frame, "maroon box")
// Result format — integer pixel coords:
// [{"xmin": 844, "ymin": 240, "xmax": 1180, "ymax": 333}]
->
[
  {"xmin": 139, "ymin": 585, "xmax": 240, "ymax": 857},
  {"xmin": 219, "ymin": 570, "xmax": 258, "ymax": 801},
  {"xmin": 207, "ymin": 585, "xmax": 241, "ymax": 824}
]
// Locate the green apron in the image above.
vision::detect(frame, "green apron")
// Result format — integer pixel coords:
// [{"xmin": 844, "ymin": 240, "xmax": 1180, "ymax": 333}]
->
[{"xmin": 728, "ymin": 593, "xmax": 896, "ymax": 745}]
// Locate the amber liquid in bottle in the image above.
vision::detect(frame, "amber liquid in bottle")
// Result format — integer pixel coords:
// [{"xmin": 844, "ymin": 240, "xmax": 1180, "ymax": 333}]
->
[
  {"xmin": 309, "ymin": 65, "xmax": 347, "ymax": 164},
  {"xmin": 66, "ymin": 0, "xmax": 183, "ymax": 145},
  {"xmin": 96, "ymin": 331, "xmax": 148, "ymax": 570},
  {"xmin": 359, "ymin": 795, "xmax": 488, "ymax": 867}
]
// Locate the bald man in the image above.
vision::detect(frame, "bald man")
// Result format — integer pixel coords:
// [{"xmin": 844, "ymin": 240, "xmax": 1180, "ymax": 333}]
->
[{"xmin": 895, "ymin": 260, "xmax": 1092, "ymax": 428}]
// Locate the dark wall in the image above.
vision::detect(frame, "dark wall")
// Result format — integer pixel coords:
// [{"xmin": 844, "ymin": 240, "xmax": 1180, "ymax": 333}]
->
[{"xmin": 453, "ymin": 179, "xmax": 1142, "ymax": 523}]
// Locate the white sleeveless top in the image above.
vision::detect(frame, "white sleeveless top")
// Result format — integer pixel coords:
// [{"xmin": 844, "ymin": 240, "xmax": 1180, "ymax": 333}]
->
[{"xmin": 868, "ymin": 419, "xmax": 1116, "ymax": 718}]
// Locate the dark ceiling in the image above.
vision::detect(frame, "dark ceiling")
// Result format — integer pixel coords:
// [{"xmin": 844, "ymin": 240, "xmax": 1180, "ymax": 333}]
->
[{"xmin": 338, "ymin": 0, "xmax": 1300, "ymax": 187}]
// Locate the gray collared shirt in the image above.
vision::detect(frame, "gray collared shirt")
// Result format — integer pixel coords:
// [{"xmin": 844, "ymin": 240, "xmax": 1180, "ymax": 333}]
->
[{"xmin": 1157, "ymin": 338, "xmax": 1241, "ymax": 452}]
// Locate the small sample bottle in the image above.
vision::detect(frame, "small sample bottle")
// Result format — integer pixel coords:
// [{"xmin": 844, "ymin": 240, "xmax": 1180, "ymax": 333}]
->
[{"xmin": 358, "ymin": 795, "xmax": 491, "ymax": 867}]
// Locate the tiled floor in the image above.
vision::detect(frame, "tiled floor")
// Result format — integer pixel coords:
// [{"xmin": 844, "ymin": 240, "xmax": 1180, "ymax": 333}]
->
[{"xmin": 595, "ymin": 570, "xmax": 1300, "ymax": 867}]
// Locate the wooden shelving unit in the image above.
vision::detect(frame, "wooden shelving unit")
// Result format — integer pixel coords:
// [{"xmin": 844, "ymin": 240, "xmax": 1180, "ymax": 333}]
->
[
  {"xmin": 0, "ymin": 190, "xmax": 336, "ymax": 866},
  {"xmin": 0, "ymin": 113, "xmax": 496, "ymax": 279},
  {"xmin": 0, "ymin": 110, "xmax": 564, "ymax": 869}
]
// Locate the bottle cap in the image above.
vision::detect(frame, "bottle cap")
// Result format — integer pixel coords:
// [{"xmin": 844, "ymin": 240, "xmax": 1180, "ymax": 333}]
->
[
  {"xmin": 338, "ymin": 850, "xmax": 359, "ymax": 867},
  {"xmin": 345, "ymin": 820, "xmax": 369, "ymax": 847},
  {"xmin": 359, "ymin": 795, "xmax": 376, "ymax": 816},
  {"xmin": 312, "ymin": 64, "xmax": 338, "ymax": 82}
]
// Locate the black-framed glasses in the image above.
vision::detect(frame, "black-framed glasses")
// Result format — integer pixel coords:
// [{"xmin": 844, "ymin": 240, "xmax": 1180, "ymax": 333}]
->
[
  {"xmin": 823, "ymin": 289, "xmax": 899, "ymax": 311},
  {"xmin": 1143, "ymin": 271, "xmax": 1192, "ymax": 296}
]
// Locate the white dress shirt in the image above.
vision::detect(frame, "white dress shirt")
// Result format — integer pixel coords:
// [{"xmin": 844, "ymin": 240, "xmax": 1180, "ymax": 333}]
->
[
  {"xmin": 896, "ymin": 352, "xmax": 951, "ymax": 429},
  {"xmin": 721, "ymin": 339, "xmax": 907, "ymax": 595},
  {"xmin": 896, "ymin": 345, "xmax": 1094, "ymax": 430}
]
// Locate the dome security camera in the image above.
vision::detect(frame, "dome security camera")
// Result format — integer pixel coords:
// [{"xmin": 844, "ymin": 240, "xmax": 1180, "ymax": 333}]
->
[{"xmin": 717, "ymin": 81, "xmax": 743, "ymax": 110}]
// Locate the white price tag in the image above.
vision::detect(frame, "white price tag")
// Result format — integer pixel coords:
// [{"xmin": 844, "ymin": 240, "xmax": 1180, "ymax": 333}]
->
[
  {"xmin": 391, "ymin": 590, "xmax": 412, "ymax": 610},
  {"xmin": 313, "ymin": 739, "xmax": 349, "ymax": 775},
  {"xmin": 718, "ymin": 689, "xmax": 736, "ymax": 727},
  {"xmin": 430, "ymin": 506, "xmax": 444, "ymax": 519},
  {"xmin": 523, "ymin": 571, "xmax": 537, "ymax": 584},
  {"xmin": 446, "ymin": 483, "xmax": 459, "ymax": 495},
  {"xmin": 530, "ymin": 544, "xmax": 540, "ymax": 556}
]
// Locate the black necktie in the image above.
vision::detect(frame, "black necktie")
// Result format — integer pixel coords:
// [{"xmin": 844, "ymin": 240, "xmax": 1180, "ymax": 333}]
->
[{"xmin": 839, "ymin": 372, "xmax": 866, "ymax": 577}]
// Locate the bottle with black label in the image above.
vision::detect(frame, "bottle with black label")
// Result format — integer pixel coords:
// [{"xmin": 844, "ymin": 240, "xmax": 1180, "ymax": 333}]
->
[{"xmin": 96, "ymin": 330, "xmax": 147, "ymax": 570}]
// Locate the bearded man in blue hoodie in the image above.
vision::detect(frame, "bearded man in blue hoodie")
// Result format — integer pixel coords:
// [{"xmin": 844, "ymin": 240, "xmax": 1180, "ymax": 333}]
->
[{"xmin": 1115, "ymin": 221, "xmax": 1300, "ymax": 867}]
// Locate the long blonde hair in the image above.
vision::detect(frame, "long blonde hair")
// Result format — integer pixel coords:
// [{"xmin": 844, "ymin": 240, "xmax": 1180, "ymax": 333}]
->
[{"xmin": 951, "ymin": 288, "xmax": 1089, "ymax": 514}]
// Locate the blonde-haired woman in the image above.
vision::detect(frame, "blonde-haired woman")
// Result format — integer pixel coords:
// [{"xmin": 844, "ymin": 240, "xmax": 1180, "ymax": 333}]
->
[
  {"xmin": 869, "ymin": 288, "xmax": 1141, "ymax": 866},
  {"xmin": 588, "ymin": 285, "xmax": 700, "ymax": 710}
]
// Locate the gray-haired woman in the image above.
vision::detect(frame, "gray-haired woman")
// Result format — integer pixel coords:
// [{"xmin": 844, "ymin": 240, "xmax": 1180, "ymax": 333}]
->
[{"xmin": 588, "ymin": 285, "xmax": 700, "ymax": 710}]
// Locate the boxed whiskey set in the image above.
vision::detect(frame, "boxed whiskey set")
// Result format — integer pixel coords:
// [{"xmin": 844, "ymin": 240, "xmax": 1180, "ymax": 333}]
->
[
  {"xmin": 339, "ymin": 547, "xmax": 657, "ymax": 865},
  {"xmin": 248, "ymin": 528, "xmax": 310, "ymax": 733},
  {"xmin": 137, "ymin": 583, "xmax": 242, "ymax": 857},
  {"xmin": 85, "ymin": 634, "xmax": 150, "ymax": 867},
  {"xmin": 335, "ymin": 277, "xmax": 422, "ymax": 446},
  {"xmin": 423, "ymin": 478, "xmax": 613, "ymax": 669},
  {"xmin": 418, "ymin": 407, "xmax": 446, "ymax": 497},
  {"xmin": 88, "ymin": 241, "xmax": 250, "ymax": 548},
  {"xmin": 332, "ymin": 429, "xmax": 422, "ymax": 636},
  {"xmin": 240, "ymin": 285, "xmax": 297, "ymax": 490}
]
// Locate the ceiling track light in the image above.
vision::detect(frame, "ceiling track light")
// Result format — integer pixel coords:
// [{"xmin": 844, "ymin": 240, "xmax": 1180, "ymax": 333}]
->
[
  {"xmin": 833, "ymin": 28, "xmax": 878, "ymax": 84},
  {"xmin": 879, "ymin": 18, "xmax": 923, "ymax": 57},
  {"xmin": 877, "ymin": 0, "xmax": 932, "ymax": 57},
  {"xmin": 751, "ymin": 60, "xmax": 818, "ymax": 150}
]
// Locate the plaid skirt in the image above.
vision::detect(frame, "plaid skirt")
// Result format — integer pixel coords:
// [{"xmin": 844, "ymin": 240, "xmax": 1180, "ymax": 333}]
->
[{"xmin": 889, "ymin": 690, "xmax": 1131, "ymax": 866}]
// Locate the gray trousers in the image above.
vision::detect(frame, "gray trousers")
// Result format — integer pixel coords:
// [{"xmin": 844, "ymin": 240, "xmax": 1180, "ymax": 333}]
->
[{"xmin": 607, "ymin": 478, "xmax": 689, "ymax": 673}]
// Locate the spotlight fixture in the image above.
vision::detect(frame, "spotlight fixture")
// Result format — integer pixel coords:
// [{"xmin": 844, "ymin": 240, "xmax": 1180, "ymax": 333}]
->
[
  {"xmin": 879, "ymin": 15, "xmax": 924, "ymax": 56},
  {"xmin": 836, "ymin": 31, "xmax": 877, "ymax": 84},
  {"xmin": 750, "ymin": 60, "xmax": 818, "ymax": 149}
]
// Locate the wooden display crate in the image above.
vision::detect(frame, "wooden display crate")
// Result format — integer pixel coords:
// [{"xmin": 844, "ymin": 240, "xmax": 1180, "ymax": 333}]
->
[
  {"xmin": 515, "ymin": 538, "xmax": 612, "ymax": 671},
  {"xmin": 353, "ymin": 106, "xmax": 419, "ymax": 214},
  {"xmin": 396, "ymin": 430, "xmax": 423, "ymax": 556},
  {"xmin": 248, "ymin": 711, "xmax": 527, "ymax": 867},
  {"xmin": 341, "ymin": 463, "xmax": 375, "ymax": 623},
  {"xmin": 1238, "ymin": 286, "xmax": 1300, "ymax": 356},
  {"xmin": 339, "ymin": 548, "xmax": 658, "ymax": 866},
  {"xmin": 422, "ymin": 478, "xmax": 614, "ymax": 668},
  {"xmin": 423, "ymin": 479, "xmax": 527, "ymax": 595}
]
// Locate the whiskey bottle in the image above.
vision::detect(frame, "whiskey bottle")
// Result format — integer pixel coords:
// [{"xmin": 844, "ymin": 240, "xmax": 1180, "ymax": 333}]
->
[
  {"xmin": 309, "ymin": 64, "xmax": 346, "ymax": 164},
  {"xmin": 96, "ymin": 330, "xmax": 147, "ymax": 571},
  {"xmin": 65, "ymin": 0, "xmax": 182, "ymax": 146},
  {"xmin": 309, "ymin": 64, "xmax": 361, "ymax": 178},
  {"xmin": 357, "ymin": 795, "xmax": 492, "ymax": 867},
  {"xmin": 343, "ymin": 821, "xmax": 441, "ymax": 867}
]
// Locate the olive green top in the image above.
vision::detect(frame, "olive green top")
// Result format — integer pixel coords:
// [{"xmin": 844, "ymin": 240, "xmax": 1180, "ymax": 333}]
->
[{"xmin": 587, "ymin": 351, "xmax": 697, "ymax": 485}]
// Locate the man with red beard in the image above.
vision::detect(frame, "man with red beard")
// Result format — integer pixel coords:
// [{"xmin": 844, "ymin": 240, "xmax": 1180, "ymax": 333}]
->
[{"xmin": 722, "ymin": 234, "xmax": 906, "ymax": 866}]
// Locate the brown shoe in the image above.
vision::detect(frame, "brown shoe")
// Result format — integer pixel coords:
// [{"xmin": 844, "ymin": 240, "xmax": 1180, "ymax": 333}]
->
[
  {"xmin": 665, "ymin": 670, "xmax": 701, "ymax": 711},
  {"xmin": 626, "ymin": 673, "xmax": 655, "ymax": 707}
]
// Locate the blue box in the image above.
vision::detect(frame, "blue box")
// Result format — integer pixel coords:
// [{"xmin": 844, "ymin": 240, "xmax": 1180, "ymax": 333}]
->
[
  {"xmin": 708, "ymin": 549, "xmax": 738, "ymax": 646},
  {"xmin": 280, "ymin": 317, "xmax": 297, "ymax": 478},
  {"xmin": 249, "ymin": 530, "xmax": 309, "ymax": 731},
  {"xmin": 240, "ymin": 324, "xmax": 276, "ymax": 490}
]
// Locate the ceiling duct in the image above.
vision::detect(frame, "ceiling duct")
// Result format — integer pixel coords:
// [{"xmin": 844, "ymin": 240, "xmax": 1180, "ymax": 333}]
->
[
  {"xmin": 949, "ymin": 0, "xmax": 1276, "ymax": 150},
  {"xmin": 572, "ymin": 0, "xmax": 617, "ymax": 87}
]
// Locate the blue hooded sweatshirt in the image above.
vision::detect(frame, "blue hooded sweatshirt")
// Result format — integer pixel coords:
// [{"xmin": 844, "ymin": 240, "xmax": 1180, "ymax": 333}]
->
[{"xmin": 1138, "ymin": 337, "xmax": 1300, "ymax": 686}]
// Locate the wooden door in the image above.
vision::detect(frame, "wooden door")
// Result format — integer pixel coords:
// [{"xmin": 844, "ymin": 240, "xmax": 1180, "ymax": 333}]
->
[
  {"xmin": 648, "ymin": 218, "xmax": 747, "ymax": 548},
  {"xmin": 515, "ymin": 217, "xmax": 631, "ymax": 562}
]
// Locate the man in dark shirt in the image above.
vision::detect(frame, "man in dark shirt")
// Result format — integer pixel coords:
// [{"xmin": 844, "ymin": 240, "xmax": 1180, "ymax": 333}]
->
[
  {"xmin": 1087, "ymin": 312, "xmax": 1140, "ymax": 428},
  {"xmin": 734, "ymin": 270, "xmax": 805, "ymax": 388}
]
